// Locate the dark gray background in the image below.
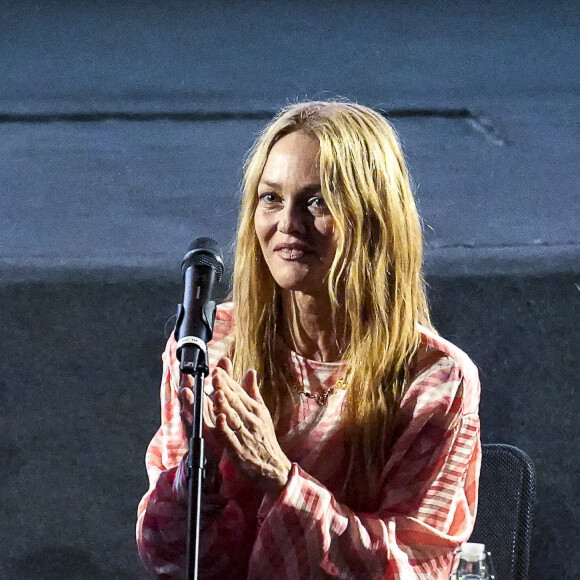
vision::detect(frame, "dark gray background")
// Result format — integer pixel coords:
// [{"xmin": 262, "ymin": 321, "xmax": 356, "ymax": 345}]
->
[{"xmin": 0, "ymin": 1, "xmax": 578, "ymax": 578}]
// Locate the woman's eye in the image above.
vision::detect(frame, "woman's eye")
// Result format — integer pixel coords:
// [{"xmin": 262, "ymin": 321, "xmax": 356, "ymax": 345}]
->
[
  {"xmin": 308, "ymin": 196, "xmax": 328, "ymax": 212},
  {"xmin": 258, "ymin": 192, "xmax": 279, "ymax": 204}
]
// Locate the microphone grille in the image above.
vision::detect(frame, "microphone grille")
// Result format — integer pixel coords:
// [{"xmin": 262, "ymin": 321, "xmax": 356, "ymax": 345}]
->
[
  {"xmin": 186, "ymin": 237, "xmax": 221, "ymax": 255},
  {"xmin": 181, "ymin": 237, "xmax": 225, "ymax": 280}
]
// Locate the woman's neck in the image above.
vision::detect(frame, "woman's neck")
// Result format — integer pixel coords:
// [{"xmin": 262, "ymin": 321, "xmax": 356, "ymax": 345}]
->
[{"xmin": 279, "ymin": 290, "xmax": 346, "ymax": 362}]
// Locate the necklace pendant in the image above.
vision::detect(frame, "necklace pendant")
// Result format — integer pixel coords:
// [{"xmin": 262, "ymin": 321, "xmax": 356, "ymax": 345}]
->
[
  {"xmin": 291, "ymin": 370, "xmax": 349, "ymax": 406},
  {"xmin": 314, "ymin": 390, "xmax": 331, "ymax": 405}
]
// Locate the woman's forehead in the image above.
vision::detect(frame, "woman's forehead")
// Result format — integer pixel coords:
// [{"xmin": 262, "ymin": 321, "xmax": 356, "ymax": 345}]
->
[{"xmin": 260, "ymin": 132, "xmax": 320, "ymax": 185}]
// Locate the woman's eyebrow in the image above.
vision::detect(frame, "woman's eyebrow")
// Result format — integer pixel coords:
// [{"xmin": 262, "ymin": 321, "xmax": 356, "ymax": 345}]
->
[
  {"xmin": 257, "ymin": 179, "xmax": 279, "ymax": 189},
  {"xmin": 298, "ymin": 184, "xmax": 322, "ymax": 195},
  {"xmin": 258, "ymin": 180, "xmax": 321, "ymax": 195}
]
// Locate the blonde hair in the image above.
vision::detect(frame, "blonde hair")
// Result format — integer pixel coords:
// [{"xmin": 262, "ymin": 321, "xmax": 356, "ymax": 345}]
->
[{"xmin": 232, "ymin": 101, "xmax": 431, "ymax": 493}]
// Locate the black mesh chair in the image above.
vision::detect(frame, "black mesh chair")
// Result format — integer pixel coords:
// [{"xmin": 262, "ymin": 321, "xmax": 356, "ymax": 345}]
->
[{"xmin": 469, "ymin": 443, "xmax": 536, "ymax": 580}]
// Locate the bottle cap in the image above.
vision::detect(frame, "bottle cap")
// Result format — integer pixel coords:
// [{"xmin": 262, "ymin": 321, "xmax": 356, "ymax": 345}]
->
[{"xmin": 460, "ymin": 542, "xmax": 486, "ymax": 562}]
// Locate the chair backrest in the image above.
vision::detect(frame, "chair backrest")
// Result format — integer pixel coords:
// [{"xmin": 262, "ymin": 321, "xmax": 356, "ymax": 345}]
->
[{"xmin": 470, "ymin": 443, "xmax": 536, "ymax": 580}]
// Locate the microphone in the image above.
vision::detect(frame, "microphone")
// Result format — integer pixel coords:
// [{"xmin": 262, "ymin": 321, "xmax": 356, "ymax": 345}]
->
[{"xmin": 175, "ymin": 237, "xmax": 225, "ymax": 374}]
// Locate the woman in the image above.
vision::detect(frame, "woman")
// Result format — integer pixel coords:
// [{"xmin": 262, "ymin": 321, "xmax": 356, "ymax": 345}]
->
[{"xmin": 137, "ymin": 101, "xmax": 481, "ymax": 579}]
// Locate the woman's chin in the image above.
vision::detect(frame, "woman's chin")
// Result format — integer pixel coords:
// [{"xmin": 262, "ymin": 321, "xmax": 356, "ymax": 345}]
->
[{"xmin": 276, "ymin": 277, "xmax": 326, "ymax": 296}]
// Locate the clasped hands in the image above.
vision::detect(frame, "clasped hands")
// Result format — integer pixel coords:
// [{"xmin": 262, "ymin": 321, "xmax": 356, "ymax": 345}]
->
[{"xmin": 177, "ymin": 357, "xmax": 292, "ymax": 496}]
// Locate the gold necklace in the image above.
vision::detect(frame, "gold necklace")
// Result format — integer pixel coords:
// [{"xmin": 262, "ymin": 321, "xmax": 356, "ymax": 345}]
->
[{"xmin": 291, "ymin": 375, "xmax": 348, "ymax": 406}]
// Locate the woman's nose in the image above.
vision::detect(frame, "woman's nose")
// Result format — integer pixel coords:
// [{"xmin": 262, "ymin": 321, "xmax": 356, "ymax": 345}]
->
[{"xmin": 278, "ymin": 202, "xmax": 306, "ymax": 234}]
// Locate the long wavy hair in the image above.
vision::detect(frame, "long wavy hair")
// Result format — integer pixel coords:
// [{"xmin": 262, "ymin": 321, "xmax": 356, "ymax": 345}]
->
[{"xmin": 231, "ymin": 101, "xmax": 432, "ymax": 493}]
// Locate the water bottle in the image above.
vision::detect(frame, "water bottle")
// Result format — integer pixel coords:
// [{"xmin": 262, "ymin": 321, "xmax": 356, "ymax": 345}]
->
[{"xmin": 454, "ymin": 542, "xmax": 493, "ymax": 579}]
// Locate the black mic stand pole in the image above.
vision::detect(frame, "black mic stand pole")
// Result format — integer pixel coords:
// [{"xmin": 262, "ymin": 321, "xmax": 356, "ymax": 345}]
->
[{"xmin": 182, "ymin": 351, "xmax": 207, "ymax": 580}]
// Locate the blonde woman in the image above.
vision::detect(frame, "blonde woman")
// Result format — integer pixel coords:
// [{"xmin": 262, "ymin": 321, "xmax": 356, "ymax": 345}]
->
[{"xmin": 137, "ymin": 101, "xmax": 481, "ymax": 579}]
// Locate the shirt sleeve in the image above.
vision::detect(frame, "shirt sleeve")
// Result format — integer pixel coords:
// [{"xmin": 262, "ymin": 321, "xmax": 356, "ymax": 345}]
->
[
  {"xmin": 249, "ymin": 359, "xmax": 481, "ymax": 580},
  {"xmin": 136, "ymin": 424, "xmax": 253, "ymax": 579}
]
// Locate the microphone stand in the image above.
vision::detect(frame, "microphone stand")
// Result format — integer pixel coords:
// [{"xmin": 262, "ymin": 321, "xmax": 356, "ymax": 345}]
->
[
  {"xmin": 182, "ymin": 355, "xmax": 208, "ymax": 580},
  {"xmin": 177, "ymin": 298, "xmax": 217, "ymax": 580},
  {"xmin": 175, "ymin": 237, "xmax": 223, "ymax": 580}
]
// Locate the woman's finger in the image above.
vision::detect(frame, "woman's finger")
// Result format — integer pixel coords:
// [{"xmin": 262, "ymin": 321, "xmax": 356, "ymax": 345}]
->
[
  {"xmin": 216, "ymin": 413, "xmax": 245, "ymax": 450},
  {"xmin": 177, "ymin": 384, "xmax": 194, "ymax": 439},
  {"xmin": 178, "ymin": 385, "xmax": 194, "ymax": 406},
  {"xmin": 215, "ymin": 356, "xmax": 233, "ymax": 377},
  {"xmin": 180, "ymin": 372, "xmax": 194, "ymax": 390},
  {"xmin": 203, "ymin": 391, "xmax": 218, "ymax": 427},
  {"xmin": 241, "ymin": 369, "xmax": 263, "ymax": 403},
  {"xmin": 212, "ymin": 367, "xmax": 256, "ymax": 412},
  {"xmin": 213, "ymin": 390, "xmax": 245, "ymax": 431}
]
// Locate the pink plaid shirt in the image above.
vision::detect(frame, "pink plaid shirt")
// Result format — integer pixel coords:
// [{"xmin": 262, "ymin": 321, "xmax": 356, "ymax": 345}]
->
[{"xmin": 137, "ymin": 302, "xmax": 480, "ymax": 579}]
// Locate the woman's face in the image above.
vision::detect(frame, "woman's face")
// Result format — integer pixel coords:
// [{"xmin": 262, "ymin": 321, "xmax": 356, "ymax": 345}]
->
[{"xmin": 254, "ymin": 130, "xmax": 337, "ymax": 295}]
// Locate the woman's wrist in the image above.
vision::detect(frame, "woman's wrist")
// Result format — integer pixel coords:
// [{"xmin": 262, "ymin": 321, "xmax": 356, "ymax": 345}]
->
[{"xmin": 263, "ymin": 457, "xmax": 292, "ymax": 498}]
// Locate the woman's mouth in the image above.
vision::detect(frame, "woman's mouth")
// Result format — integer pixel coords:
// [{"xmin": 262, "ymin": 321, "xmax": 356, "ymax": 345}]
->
[{"xmin": 273, "ymin": 243, "xmax": 310, "ymax": 261}]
